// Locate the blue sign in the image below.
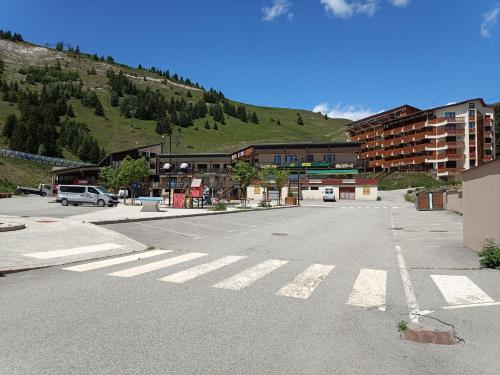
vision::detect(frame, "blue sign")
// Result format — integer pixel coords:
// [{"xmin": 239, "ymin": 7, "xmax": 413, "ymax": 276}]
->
[{"xmin": 131, "ymin": 182, "xmax": 141, "ymax": 190}]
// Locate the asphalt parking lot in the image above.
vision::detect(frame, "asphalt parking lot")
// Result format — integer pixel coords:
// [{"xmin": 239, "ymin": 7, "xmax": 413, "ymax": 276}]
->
[
  {"xmin": 2, "ymin": 192, "xmax": 500, "ymax": 374},
  {"xmin": 0, "ymin": 196, "xmax": 111, "ymax": 218}
]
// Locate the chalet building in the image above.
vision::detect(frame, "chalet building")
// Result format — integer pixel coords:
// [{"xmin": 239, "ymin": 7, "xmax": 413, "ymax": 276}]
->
[{"xmin": 346, "ymin": 98, "xmax": 496, "ymax": 179}]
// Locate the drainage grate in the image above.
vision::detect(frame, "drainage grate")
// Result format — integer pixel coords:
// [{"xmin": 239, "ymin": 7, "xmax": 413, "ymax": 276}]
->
[
  {"xmin": 429, "ymin": 230, "xmax": 448, "ymax": 233},
  {"xmin": 402, "ymin": 330, "xmax": 460, "ymax": 345},
  {"xmin": 390, "ymin": 227, "xmax": 403, "ymax": 230},
  {"xmin": 272, "ymin": 233, "xmax": 289, "ymax": 237}
]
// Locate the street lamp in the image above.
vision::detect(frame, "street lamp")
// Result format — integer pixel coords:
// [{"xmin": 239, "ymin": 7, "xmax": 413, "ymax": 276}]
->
[{"xmin": 163, "ymin": 162, "xmax": 172, "ymax": 206}]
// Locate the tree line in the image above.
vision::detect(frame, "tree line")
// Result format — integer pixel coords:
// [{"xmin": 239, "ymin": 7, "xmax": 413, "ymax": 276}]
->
[{"xmin": 0, "ymin": 29, "xmax": 23, "ymax": 42}]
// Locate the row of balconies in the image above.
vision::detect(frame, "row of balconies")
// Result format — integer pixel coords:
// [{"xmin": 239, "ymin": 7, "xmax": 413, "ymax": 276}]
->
[{"xmin": 426, "ymin": 117, "xmax": 466, "ymax": 126}]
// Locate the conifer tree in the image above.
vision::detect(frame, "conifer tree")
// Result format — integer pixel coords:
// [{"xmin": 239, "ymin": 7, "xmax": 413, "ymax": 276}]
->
[
  {"xmin": 110, "ymin": 92, "xmax": 119, "ymax": 107},
  {"xmin": 95, "ymin": 100, "xmax": 105, "ymax": 116},
  {"xmin": 75, "ymin": 45, "xmax": 80, "ymax": 54},
  {"xmin": 204, "ymin": 120, "xmax": 210, "ymax": 129},
  {"xmin": 2, "ymin": 113, "xmax": 17, "ymax": 138},
  {"xmin": 297, "ymin": 114, "xmax": 304, "ymax": 125},
  {"xmin": 55, "ymin": 41, "xmax": 64, "ymax": 51},
  {"xmin": 251, "ymin": 112, "xmax": 259, "ymax": 124},
  {"xmin": 66, "ymin": 103, "xmax": 75, "ymax": 117}
]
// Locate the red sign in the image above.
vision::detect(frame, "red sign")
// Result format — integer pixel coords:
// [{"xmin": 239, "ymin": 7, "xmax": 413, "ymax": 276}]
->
[
  {"xmin": 73, "ymin": 179, "xmax": 89, "ymax": 185},
  {"xmin": 173, "ymin": 193, "xmax": 185, "ymax": 208},
  {"xmin": 190, "ymin": 186, "xmax": 204, "ymax": 198}
]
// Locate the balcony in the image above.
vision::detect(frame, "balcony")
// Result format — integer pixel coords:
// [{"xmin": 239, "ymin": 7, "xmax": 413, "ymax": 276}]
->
[
  {"xmin": 426, "ymin": 117, "xmax": 465, "ymax": 126},
  {"xmin": 445, "ymin": 154, "xmax": 466, "ymax": 161},
  {"xmin": 469, "ymin": 153, "xmax": 476, "ymax": 159},
  {"xmin": 484, "ymin": 118, "xmax": 493, "ymax": 125},
  {"xmin": 484, "ymin": 155, "xmax": 493, "ymax": 161},
  {"xmin": 437, "ymin": 168, "xmax": 465, "ymax": 176},
  {"xmin": 484, "ymin": 131, "xmax": 493, "ymax": 138},
  {"xmin": 484, "ymin": 142, "xmax": 493, "ymax": 149},
  {"xmin": 469, "ymin": 140, "xmax": 476, "ymax": 146}
]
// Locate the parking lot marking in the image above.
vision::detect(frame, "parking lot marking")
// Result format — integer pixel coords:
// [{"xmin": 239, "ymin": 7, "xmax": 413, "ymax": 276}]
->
[
  {"xmin": 24, "ymin": 243, "xmax": 125, "ymax": 259},
  {"xmin": 430, "ymin": 275, "xmax": 495, "ymax": 306},
  {"xmin": 108, "ymin": 252, "xmax": 208, "ymax": 278},
  {"xmin": 136, "ymin": 222, "xmax": 206, "ymax": 240},
  {"xmin": 277, "ymin": 264, "xmax": 335, "ymax": 299},
  {"xmin": 63, "ymin": 250, "xmax": 171, "ymax": 272},
  {"xmin": 160, "ymin": 256, "xmax": 247, "ymax": 283},
  {"xmin": 187, "ymin": 222, "xmax": 234, "ymax": 232},
  {"xmin": 213, "ymin": 259, "xmax": 289, "ymax": 290},
  {"xmin": 395, "ymin": 245, "xmax": 422, "ymax": 323},
  {"xmin": 347, "ymin": 269, "xmax": 387, "ymax": 311}
]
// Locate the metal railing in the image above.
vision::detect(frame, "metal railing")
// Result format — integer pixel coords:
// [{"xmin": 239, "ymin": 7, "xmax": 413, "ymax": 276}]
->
[{"xmin": 0, "ymin": 148, "xmax": 91, "ymax": 168}]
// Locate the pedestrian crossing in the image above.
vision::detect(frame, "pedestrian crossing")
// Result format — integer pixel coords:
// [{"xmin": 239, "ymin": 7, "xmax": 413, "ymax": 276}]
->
[{"xmin": 62, "ymin": 250, "xmax": 499, "ymax": 310}]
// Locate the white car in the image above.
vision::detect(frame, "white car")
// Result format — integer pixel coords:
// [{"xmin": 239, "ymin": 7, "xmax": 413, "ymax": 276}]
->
[
  {"xmin": 58, "ymin": 185, "xmax": 118, "ymax": 207},
  {"xmin": 323, "ymin": 187, "xmax": 336, "ymax": 202}
]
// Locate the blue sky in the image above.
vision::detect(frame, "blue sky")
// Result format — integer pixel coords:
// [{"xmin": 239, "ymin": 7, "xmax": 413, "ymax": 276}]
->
[{"xmin": 1, "ymin": 0, "xmax": 499, "ymax": 119}]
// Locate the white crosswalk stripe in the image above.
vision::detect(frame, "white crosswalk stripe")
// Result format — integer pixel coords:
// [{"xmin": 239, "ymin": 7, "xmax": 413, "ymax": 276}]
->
[
  {"xmin": 63, "ymin": 250, "xmax": 171, "ymax": 272},
  {"xmin": 213, "ymin": 259, "xmax": 289, "ymax": 290},
  {"xmin": 430, "ymin": 275, "xmax": 495, "ymax": 306},
  {"xmin": 108, "ymin": 252, "xmax": 208, "ymax": 278},
  {"xmin": 159, "ymin": 256, "xmax": 247, "ymax": 283},
  {"xmin": 347, "ymin": 269, "xmax": 387, "ymax": 311},
  {"xmin": 24, "ymin": 243, "xmax": 124, "ymax": 259},
  {"xmin": 276, "ymin": 264, "xmax": 335, "ymax": 299}
]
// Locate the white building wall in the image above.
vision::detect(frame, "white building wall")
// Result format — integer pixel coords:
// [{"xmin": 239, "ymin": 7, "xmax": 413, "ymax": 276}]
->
[{"xmin": 354, "ymin": 186, "xmax": 378, "ymax": 201}]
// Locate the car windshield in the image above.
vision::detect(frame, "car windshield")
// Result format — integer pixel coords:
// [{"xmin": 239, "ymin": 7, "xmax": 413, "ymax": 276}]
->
[{"xmin": 96, "ymin": 186, "xmax": 111, "ymax": 194}]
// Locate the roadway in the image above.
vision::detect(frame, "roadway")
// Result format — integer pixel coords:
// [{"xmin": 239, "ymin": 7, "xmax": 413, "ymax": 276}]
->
[{"xmin": 1, "ymin": 192, "xmax": 499, "ymax": 374}]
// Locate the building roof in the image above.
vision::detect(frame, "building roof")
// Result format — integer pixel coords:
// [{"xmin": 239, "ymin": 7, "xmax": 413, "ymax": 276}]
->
[
  {"xmin": 346, "ymin": 98, "xmax": 492, "ymax": 131},
  {"xmin": 158, "ymin": 152, "xmax": 231, "ymax": 158},
  {"xmin": 232, "ymin": 141, "xmax": 363, "ymax": 154}
]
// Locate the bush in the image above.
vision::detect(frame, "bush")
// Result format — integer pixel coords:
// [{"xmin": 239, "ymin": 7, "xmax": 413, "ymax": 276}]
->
[
  {"xmin": 209, "ymin": 202, "xmax": 227, "ymax": 211},
  {"xmin": 376, "ymin": 196, "xmax": 381, "ymax": 201},
  {"xmin": 479, "ymin": 239, "xmax": 500, "ymax": 269},
  {"xmin": 407, "ymin": 189, "xmax": 413, "ymax": 194}
]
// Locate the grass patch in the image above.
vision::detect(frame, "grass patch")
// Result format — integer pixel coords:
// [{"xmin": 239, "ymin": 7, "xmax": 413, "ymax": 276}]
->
[
  {"xmin": 378, "ymin": 172, "xmax": 456, "ymax": 191},
  {"xmin": 0, "ymin": 156, "xmax": 52, "ymax": 192},
  {"xmin": 209, "ymin": 202, "xmax": 227, "ymax": 211},
  {"xmin": 479, "ymin": 239, "xmax": 500, "ymax": 270}
]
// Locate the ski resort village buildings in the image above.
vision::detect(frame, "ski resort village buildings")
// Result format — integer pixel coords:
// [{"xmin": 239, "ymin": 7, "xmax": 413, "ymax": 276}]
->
[{"xmin": 347, "ymin": 98, "xmax": 496, "ymax": 179}]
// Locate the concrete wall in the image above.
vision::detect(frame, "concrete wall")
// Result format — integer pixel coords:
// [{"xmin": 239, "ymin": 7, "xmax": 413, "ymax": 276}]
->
[
  {"xmin": 462, "ymin": 159, "xmax": 500, "ymax": 252},
  {"xmin": 445, "ymin": 191, "xmax": 463, "ymax": 214},
  {"xmin": 355, "ymin": 186, "xmax": 378, "ymax": 201}
]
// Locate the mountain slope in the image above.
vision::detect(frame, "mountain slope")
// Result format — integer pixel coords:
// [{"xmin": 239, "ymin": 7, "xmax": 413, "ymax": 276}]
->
[{"xmin": 0, "ymin": 38, "xmax": 349, "ymax": 156}]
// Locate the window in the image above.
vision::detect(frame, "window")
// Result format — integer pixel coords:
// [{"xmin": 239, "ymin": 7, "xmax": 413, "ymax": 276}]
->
[
  {"xmin": 285, "ymin": 155, "xmax": 297, "ymax": 163},
  {"xmin": 469, "ymin": 103, "xmax": 476, "ymax": 109},
  {"xmin": 469, "ymin": 110, "xmax": 475, "ymax": 117},
  {"xmin": 306, "ymin": 155, "xmax": 314, "ymax": 162},
  {"xmin": 149, "ymin": 163, "xmax": 156, "ymax": 170},
  {"xmin": 60, "ymin": 186, "xmax": 85, "ymax": 193},
  {"xmin": 324, "ymin": 154, "xmax": 335, "ymax": 162},
  {"xmin": 363, "ymin": 187, "xmax": 370, "ymax": 195},
  {"xmin": 445, "ymin": 112, "xmax": 456, "ymax": 118},
  {"xmin": 310, "ymin": 187, "xmax": 319, "ymax": 191},
  {"xmin": 469, "ymin": 122, "xmax": 475, "ymax": 129},
  {"xmin": 470, "ymin": 160, "xmax": 476, "ymax": 167},
  {"xmin": 253, "ymin": 186, "xmax": 260, "ymax": 194},
  {"xmin": 88, "ymin": 187, "xmax": 99, "ymax": 194},
  {"xmin": 212, "ymin": 164, "xmax": 220, "ymax": 170},
  {"xmin": 274, "ymin": 155, "xmax": 282, "ymax": 165}
]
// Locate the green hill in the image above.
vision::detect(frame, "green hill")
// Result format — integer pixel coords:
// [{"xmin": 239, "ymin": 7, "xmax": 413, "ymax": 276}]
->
[{"xmin": 0, "ymin": 37, "xmax": 349, "ymax": 159}]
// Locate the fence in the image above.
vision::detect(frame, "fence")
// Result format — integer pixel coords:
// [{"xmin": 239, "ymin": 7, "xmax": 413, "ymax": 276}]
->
[{"xmin": 0, "ymin": 148, "xmax": 90, "ymax": 168}]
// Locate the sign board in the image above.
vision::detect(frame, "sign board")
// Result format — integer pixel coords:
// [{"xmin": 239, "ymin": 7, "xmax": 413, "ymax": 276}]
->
[
  {"xmin": 73, "ymin": 179, "xmax": 88, "ymax": 185},
  {"xmin": 309, "ymin": 179, "xmax": 322, "ymax": 184},
  {"xmin": 131, "ymin": 182, "xmax": 142, "ymax": 191},
  {"xmin": 335, "ymin": 163, "xmax": 354, "ymax": 169},
  {"xmin": 173, "ymin": 193, "xmax": 185, "ymax": 208},
  {"xmin": 191, "ymin": 178, "xmax": 202, "ymax": 188},
  {"xmin": 342, "ymin": 179, "xmax": 356, "ymax": 184}
]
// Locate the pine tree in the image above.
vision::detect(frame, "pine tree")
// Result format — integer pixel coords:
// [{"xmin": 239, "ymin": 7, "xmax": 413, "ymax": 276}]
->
[
  {"xmin": 0, "ymin": 58, "xmax": 4, "ymax": 76},
  {"xmin": 324, "ymin": 113, "xmax": 328, "ymax": 120},
  {"xmin": 251, "ymin": 112, "xmax": 259, "ymax": 124},
  {"xmin": 75, "ymin": 45, "xmax": 80, "ymax": 55},
  {"xmin": 297, "ymin": 114, "xmax": 304, "ymax": 125},
  {"xmin": 110, "ymin": 92, "xmax": 119, "ymax": 107},
  {"xmin": 204, "ymin": 120, "xmax": 210, "ymax": 129},
  {"xmin": 55, "ymin": 41, "xmax": 64, "ymax": 51},
  {"xmin": 237, "ymin": 105, "xmax": 248, "ymax": 122},
  {"xmin": 9, "ymin": 121, "xmax": 28, "ymax": 151},
  {"xmin": 186, "ymin": 91, "xmax": 193, "ymax": 98},
  {"xmin": 277, "ymin": 118, "xmax": 281, "ymax": 125},
  {"xmin": 66, "ymin": 103, "xmax": 75, "ymax": 117},
  {"xmin": 93, "ymin": 53, "xmax": 99, "ymax": 61},
  {"xmin": 213, "ymin": 123, "xmax": 218, "ymax": 130},
  {"xmin": 95, "ymin": 100, "xmax": 105, "ymax": 116},
  {"xmin": 2, "ymin": 113, "xmax": 17, "ymax": 138}
]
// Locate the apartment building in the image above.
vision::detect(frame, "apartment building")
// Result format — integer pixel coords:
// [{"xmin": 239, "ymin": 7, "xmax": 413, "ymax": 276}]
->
[{"xmin": 346, "ymin": 99, "xmax": 496, "ymax": 179}]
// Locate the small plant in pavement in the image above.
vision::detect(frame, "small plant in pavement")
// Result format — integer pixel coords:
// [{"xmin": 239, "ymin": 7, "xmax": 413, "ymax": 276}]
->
[
  {"xmin": 209, "ymin": 202, "xmax": 227, "ymax": 211},
  {"xmin": 398, "ymin": 320, "xmax": 408, "ymax": 332},
  {"xmin": 479, "ymin": 239, "xmax": 500, "ymax": 270}
]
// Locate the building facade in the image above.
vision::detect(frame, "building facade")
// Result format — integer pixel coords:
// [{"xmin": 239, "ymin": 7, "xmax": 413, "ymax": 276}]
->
[{"xmin": 346, "ymin": 99, "xmax": 496, "ymax": 179}]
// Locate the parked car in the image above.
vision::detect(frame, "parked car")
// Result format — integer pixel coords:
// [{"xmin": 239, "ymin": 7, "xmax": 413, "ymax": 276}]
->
[
  {"xmin": 323, "ymin": 187, "xmax": 336, "ymax": 202},
  {"xmin": 58, "ymin": 185, "xmax": 118, "ymax": 207},
  {"xmin": 16, "ymin": 183, "xmax": 51, "ymax": 197}
]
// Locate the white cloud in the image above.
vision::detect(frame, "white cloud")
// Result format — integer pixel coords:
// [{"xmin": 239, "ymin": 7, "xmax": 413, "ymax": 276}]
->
[
  {"xmin": 320, "ymin": 0, "xmax": 379, "ymax": 18},
  {"xmin": 313, "ymin": 102, "xmax": 380, "ymax": 120},
  {"xmin": 262, "ymin": 0, "xmax": 293, "ymax": 21},
  {"xmin": 388, "ymin": 0, "xmax": 410, "ymax": 7},
  {"xmin": 481, "ymin": 8, "xmax": 500, "ymax": 38}
]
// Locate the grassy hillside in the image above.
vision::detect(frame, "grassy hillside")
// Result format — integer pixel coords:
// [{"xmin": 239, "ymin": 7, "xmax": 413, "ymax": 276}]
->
[
  {"xmin": 0, "ymin": 39, "xmax": 349, "ymax": 155},
  {"xmin": 0, "ymin": 156, "xmax": 52, "ymax": 193},
  {"xmin": 378, "ymin": 172, "xmax": 458, "ymax": 191}
]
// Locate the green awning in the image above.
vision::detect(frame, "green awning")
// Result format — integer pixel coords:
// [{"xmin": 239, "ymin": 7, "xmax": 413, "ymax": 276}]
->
[{"xmin": 306, "ymin": 169, "xmax": 358, "ymax": 175}]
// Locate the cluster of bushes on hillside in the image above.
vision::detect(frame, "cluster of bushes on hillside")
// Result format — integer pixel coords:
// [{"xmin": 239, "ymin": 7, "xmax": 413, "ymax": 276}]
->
[
  {"xmin": 0, "ymin": 72, "xmax": 105, "ymax": 161},
  {"xmin": 378, "ymin": 172, "xmax": 456, "ymax": 191},
  {"xmin": 60, "ymin": 119, "xmax": 105, "ymax": 163},
  {"xmin": 0, "ymin": 29, "xmax": 23, "ymax": 42},
  {"xmin": 18, "ymin": 62, "xmax": 79, "ymax": 84}
]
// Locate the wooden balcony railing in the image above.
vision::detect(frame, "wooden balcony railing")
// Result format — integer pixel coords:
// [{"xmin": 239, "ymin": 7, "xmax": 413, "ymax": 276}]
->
[
  {"xmin": 469, "ymin": 153, "xmax": 476, "ymax": 159},
  {"xmin": 484, "ymin": 155, "xmax": 493, "ymax": 161},
  {"xmin": 427, "ymin": 117, "xmax": 465, "ymax": 125}
]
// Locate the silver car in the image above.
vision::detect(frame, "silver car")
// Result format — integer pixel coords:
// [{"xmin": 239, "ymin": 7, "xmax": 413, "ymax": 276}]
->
[{"xmin": 58, "ymin": 185, "xmax": 118, "ymax": 207}]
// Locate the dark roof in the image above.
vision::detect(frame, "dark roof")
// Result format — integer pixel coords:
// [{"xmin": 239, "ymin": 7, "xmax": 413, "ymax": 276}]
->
[
  {"xmin": 345, "ymin": 105, "xmax": 420, "ymax": 129},
  {"xmin": 232, "ymin": 141, "xmax": 362, "ymax": 154},
  {"xmin": 158, "ymin": 153, "xmax": 231, "ymax": 158}
]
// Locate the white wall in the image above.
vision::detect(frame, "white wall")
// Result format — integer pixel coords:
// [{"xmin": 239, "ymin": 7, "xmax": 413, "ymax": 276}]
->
[{"xmin": 354, "ymin": 186, "xmax": 378, "ymax": 201}]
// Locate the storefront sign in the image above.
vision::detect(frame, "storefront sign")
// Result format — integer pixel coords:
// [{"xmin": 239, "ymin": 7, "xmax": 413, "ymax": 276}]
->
[
  {"xmin": 335, "ymin": 163, "xmax": 354, "ymax": 169},
  {"xmin": 342, "ymin": 179, "xmax": 356, "ymax": 184}
]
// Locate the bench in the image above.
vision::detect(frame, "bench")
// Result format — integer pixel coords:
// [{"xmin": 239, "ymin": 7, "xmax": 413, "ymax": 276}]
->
[{"xmin": 0, "ymin": 192, "xmax": 13, "ymax": 199}]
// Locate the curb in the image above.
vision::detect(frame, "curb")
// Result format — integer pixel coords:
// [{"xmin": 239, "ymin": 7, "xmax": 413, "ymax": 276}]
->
[
  {"xmin": 0, "ymin": 223, "xmax": 26, "ymax": 232},
  {"xmin": 90, "ymin": 205, "xmax": 299, "ymax": 225}
]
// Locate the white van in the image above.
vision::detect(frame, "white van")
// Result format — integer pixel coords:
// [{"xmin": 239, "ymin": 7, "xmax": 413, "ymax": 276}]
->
[
  {"xmin": 58, "ymin": 185, "xmax": 118, "ymax": 207},
  {"xmin": 323, "ymin": 187, "xmax": 336, "ymax": 202}
]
